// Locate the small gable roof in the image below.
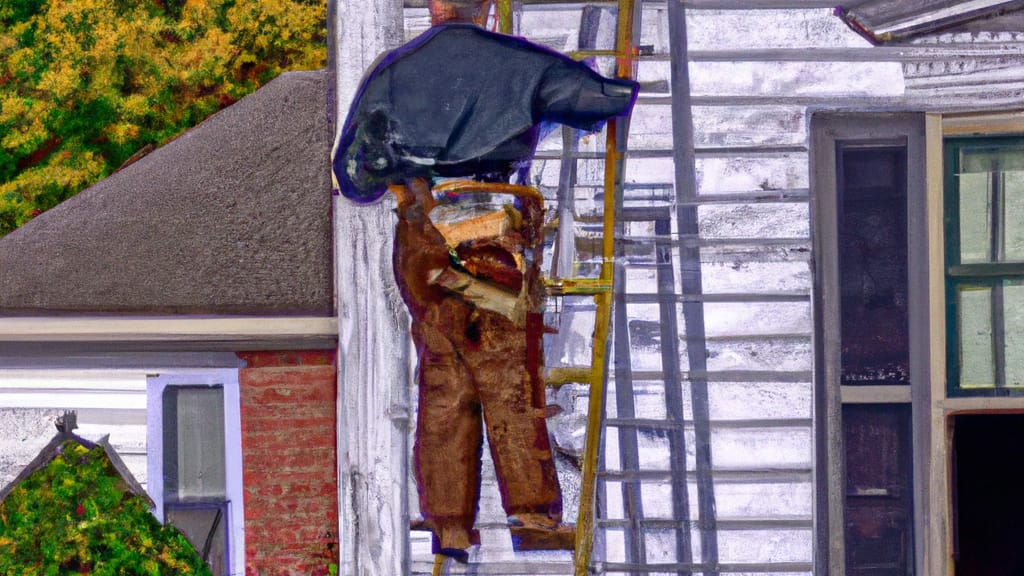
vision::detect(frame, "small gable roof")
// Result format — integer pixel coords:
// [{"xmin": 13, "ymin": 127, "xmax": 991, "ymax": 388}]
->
[
  {"xmin": 0, "ymin": 412, "xmax": 150, "ymax": 507},
  {"xmin": 0, "ymin": 70, "xmax": 333, "ymax": 317}
]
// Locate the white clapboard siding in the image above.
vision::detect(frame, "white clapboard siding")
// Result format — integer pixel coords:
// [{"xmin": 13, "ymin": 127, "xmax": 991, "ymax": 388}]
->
[
  {"xmin": 0, "ymin": 371, "xmax": 148, "ymax": 490},
  {"xmin": 397, "ymin": 2, "xmax": 1024, "ymax": 575}
]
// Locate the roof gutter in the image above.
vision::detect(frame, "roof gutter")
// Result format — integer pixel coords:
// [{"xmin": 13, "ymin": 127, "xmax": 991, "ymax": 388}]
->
[{"xmin": 0, "ymin": 316, "xmax": 338, "ymax": 350}]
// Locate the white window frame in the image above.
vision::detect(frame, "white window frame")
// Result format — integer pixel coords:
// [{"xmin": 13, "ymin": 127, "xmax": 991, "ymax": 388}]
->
[{"xmin": 148, "ymin": 369, "xmax": 245, "ymax": 576}]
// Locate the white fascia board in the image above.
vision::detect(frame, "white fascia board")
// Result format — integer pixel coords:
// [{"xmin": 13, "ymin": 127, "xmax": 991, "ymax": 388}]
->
[{"xmin": 0, "ymin": 316, "xmax": 338, "ymax": 343}]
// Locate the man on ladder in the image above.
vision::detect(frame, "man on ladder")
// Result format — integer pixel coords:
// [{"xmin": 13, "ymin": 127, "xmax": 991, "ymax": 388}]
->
[{"xmin": 333, "ymin": 0, "xmax": 637, "ymax": 562}]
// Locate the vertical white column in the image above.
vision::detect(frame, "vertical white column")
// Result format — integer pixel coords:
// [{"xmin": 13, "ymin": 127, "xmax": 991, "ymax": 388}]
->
[{"xmin": 332, "ymin": 1, "xmax": 410, "ymax": 575}]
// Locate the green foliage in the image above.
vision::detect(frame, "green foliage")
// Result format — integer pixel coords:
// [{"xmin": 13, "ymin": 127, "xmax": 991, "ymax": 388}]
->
[
  {"xmin": 0, "ymin": 0, "xmax": 327, "ymax": 238},
  {"xmin": 0, "ymin": 440, "xmax": 213, "ymax": 575}
]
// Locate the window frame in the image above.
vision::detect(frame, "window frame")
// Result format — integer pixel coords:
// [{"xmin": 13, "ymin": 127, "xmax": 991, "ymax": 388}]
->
[
  {"xmin": 147, "ymin": 369, "xmax": 245, "ymax": 576},
  {"xmin": 943, "ymin": 135, "xmax": 1024, "ymax": 397}
]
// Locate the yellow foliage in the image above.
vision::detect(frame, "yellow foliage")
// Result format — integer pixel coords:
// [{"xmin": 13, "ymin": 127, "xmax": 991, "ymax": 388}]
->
[
  {"xmin": 0, "ymin": 0, "xmax": 327, "ymax": 236},
  {"xmin": 0, "ymin": 98, "xmax": 50, "ymax": 153},
  {"xmin": 36, "ymin": 62, "xmax": 80, "ymax": 101},
  {"xmin": 120, "ymin": 94, "xmax": 151, "ymax": 120},
  {"xmin": 107, "ymin": 123, "xmax": 140, "ymax": 144}
]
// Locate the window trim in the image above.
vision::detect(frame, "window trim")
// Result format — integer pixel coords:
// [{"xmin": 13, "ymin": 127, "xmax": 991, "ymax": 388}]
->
[{"xmin": 148, "ymin": 369, "xmax": 244, "ymax": 576}]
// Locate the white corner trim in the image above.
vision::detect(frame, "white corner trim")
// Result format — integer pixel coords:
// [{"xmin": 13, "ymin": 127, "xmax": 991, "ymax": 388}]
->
[{"xmin": 0, "ymin": 317, "xmax": 338, "ymax": 342}]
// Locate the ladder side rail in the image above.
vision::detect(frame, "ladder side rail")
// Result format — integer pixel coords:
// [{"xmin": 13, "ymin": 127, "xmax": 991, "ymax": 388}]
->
[
  {"xmin": 612, "ymin": 259, "xmax": 647, "ymax": 576},
  {"xmin": 575, "ymin": 1, "xmax": 642, "ymax": 574},
  {"xmin": 654, "ymin": 215, "xmax": 696, "ymax": 572},
  {"xmin": 547, "ymin": 4, "xmax": 604, "ymax": 376},
  {"xmin": 551, "ymin": 3, "xmax": 605, "ymax": 281},
  {"xmin": 551, "ymin": 126, "xmax": 581, "ymax": 280},
  {"xmin": 666, "ymin": 1, "xmax": 719, "ymax": 573}
]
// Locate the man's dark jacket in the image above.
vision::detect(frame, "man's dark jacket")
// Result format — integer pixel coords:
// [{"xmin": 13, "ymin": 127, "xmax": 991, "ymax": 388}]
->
[{"xmin": 334, "ymin": 24, "xmax": 638, "ymax": 203}]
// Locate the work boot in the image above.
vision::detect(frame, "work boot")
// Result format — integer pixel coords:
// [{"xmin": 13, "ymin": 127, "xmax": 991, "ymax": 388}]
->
[
  {"xmin": 411, "ymin": 517, "xmax": 480, "ymax": 562},
  {"xmin": 507, "ymin": 514, "xmax": 576, "ymax": 551}
]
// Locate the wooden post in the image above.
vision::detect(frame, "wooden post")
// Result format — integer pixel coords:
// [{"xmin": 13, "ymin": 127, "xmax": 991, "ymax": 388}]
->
[{"xmin": 332, "ymin": 1, "xmax": 409, "ymax": 575}]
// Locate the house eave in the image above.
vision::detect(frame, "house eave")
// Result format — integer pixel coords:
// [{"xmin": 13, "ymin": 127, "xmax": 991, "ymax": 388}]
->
[{"xmin": 0, "ymin": 316, "xmax": 338, "ymax": 352}]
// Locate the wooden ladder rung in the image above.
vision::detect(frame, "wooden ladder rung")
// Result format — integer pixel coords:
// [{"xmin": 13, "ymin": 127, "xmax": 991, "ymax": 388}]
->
[
  {"xmin": 544, "ymin": 278, "xmax": 612, "ymax": 296},
  {"xmin": 547, "ymin": 367, "xmax": 593, "ymax": 387}
]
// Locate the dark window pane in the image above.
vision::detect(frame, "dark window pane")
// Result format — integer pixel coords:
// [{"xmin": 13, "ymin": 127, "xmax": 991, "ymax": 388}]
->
[
  {"xmin": 843, "ymin": 404, "xmax": 913, "ymax": 576},
  {"xmin": 166, "ymin": 503, "xmax": 228, "ymax": 576},
  {"xmin": 838, "ymin": 146, "xmax": 910, "ymax": 385}
]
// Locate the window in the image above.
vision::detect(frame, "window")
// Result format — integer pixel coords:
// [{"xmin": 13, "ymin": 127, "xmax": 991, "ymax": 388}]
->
[
  {"xmin": 148, "ymin": 371, "xmax": 244, "ymax": 576},
  {"xmin": 944, "ymin": 137, "xmax": 1024, "ymax": 395},
  {"xmin": 811, "ymin": 113, "xmax": 928, "ymax": 576},
  {"xmin": 836, "ymin": 143, "xmax": 915, "ymax": 576},
  {"xmin": 837, "ymin": 144, "xmax": 910, "ymax": 387}
]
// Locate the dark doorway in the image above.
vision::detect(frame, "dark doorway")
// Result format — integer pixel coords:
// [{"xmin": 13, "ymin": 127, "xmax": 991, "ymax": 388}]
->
[{"xmin": 954, "ymin": 414, "xmax": 1024, "ymax": 576}]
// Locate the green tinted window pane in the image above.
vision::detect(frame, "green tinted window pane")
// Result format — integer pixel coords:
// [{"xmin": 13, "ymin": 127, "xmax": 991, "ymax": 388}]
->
[
  {"xmin": 164, "ymin": 387, "xmax": 226, "ymax": 501},
  {"xmin": 958, "ymin": 172, "xmax": 992, "ymax": 264},
  {"xmin": 1005, "ymin": 282, "xmax": 1024, "ymax": 387},
  {"xmin": 959, "ymin": 287, "xmax": 995, "ymax": 388},
  {"xmin": 1004, "ymin": 171, "xmax": 1024, "ymax": 262}
]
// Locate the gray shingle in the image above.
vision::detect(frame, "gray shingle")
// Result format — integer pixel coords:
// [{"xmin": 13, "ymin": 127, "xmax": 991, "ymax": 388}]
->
[{"xmin": 0, "ymin": 70, "xmax": 333, "ymax": 316}]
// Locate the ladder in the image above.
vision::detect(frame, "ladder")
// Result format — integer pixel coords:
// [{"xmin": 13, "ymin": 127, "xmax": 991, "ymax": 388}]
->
[
  {"xmin": 498, "ymin": 1, "xmax": 643, "ymax": 575},
  {"xmin": 415, "ymin": 2, "xmax": 819, "ymax": 575},
  {"xmin": 522, "ymin": 1, "xmax": 726, "ymax": 573},
  {"xmin": 425, "ymin": 2, "xmax": 640, "ymax": 575}
]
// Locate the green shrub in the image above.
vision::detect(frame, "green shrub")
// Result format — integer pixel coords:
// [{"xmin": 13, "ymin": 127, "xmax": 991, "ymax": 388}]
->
[{"xmin": 0, "ymin": 440, "xmax": 213, "ymax": 575}]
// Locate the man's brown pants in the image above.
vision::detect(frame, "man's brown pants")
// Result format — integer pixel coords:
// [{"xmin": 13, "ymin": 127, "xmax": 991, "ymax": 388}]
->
[{"xmin": 392, "ymin": 179, "xmax": 563, "ymax": 551}]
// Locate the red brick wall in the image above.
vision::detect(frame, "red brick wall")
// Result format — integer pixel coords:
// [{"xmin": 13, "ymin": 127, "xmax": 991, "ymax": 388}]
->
[{"xmin": 237, "ymin": 350, "xmax": 338, "ymax": 576}]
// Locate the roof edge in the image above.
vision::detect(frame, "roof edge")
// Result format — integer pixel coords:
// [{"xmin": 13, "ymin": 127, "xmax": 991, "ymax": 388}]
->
[
  {"xmin": 0, "ymin": 316, "xmax": 338, "ymax": 344},
  {"xmin": 836, "ymin": 0, "xmax": 1024, "ymax": 44}
]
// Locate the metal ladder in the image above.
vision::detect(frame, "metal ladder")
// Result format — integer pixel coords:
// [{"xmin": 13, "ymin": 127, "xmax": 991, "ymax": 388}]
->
[
  {"xmin": 537, "ymin": 1, "xmax": 723, "ymax": 574},
  {"xmin": 422, "ymin": 1, "xmax": 730, "ymax": 574},
  {"xmin": 424, "ymin": 1, "xmax": 641, "ymax": 574}
]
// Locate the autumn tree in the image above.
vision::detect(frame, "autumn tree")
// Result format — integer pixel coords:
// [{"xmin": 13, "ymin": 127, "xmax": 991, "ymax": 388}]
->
[{"xmin": 0, "ymin": 0, "xmax": 326, "ymax": 237}]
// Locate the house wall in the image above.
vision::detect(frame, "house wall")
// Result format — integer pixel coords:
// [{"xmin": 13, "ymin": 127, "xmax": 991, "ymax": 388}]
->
[
  {"xmin": 237, "ymin": 350, "xmax": 339, "ymax": 576},
  {"xmin": 333, "ymin": 2, "xmax": 1024, "ymax": 574},
  {"xmin": 0, "ymin": 373, "xmax": 148, "ymax": 489}
]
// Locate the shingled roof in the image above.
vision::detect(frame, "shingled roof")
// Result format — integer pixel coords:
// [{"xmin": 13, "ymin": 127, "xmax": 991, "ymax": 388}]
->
[{"xmin": 0, "ymin": 70, "xmax": 333, "ymax": 316}]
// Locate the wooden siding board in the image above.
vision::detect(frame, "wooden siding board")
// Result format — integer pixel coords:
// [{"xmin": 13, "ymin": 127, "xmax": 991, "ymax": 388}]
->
[
  {"xmin": 686, "ymin": 61, "xmax": 904, "ymax": 97},
  {"xmin": 684, "ymin": 7, "xmax": 869, "ymax": 50}
]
